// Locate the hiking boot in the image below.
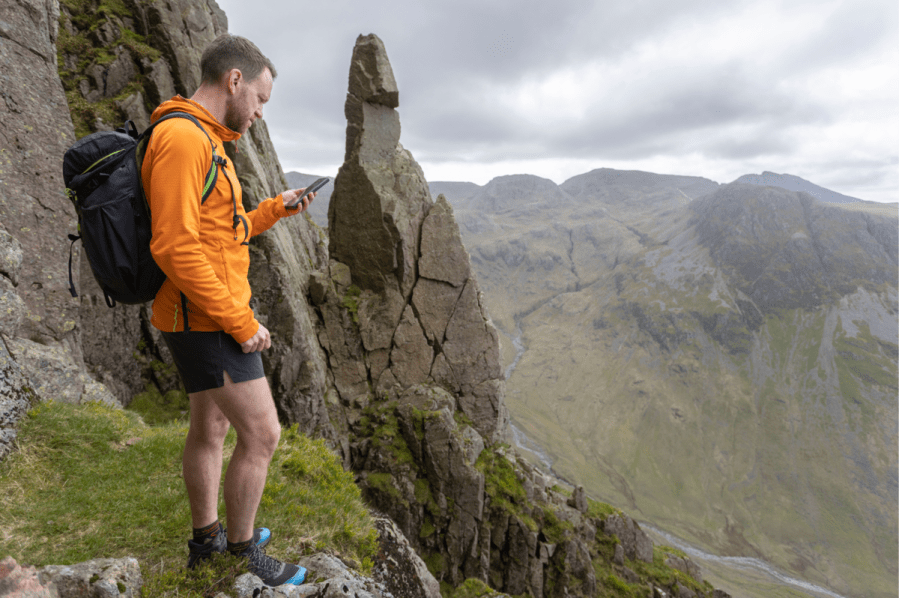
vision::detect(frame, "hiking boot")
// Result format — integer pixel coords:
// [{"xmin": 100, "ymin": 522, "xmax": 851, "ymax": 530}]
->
[
  {"xmin": 232, "ymin": 541, "xmax": 306, "ymax": 587},
  {"xmin": 187, "ymin": 525, "xmax": 272, "ymax": 569}
]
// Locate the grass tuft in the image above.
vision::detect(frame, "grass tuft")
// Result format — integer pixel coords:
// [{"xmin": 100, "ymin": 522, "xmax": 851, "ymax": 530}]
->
[
  {"xmin": 448, "ymin": 577, "xmax": 506, "ymax": 598},
  {"xmin": 586, "ymin": 498, "xmax": 619, "ymax": 520},
  {"xmin": 341, "ymin": 285, "xmax": 362, "ymax": 324},
  {"xmin": 127, "ymin": 386, "xmax": 189, "ymax": 425},
  {"xmin": 475, "ymin": 448, "xmax": 536, "ymax": 531}
]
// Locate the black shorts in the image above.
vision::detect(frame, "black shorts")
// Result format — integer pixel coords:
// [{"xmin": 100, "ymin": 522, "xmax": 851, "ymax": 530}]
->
[{"xmin": 161, "ymin": 330, "xmax": 265, "ymax": 394}]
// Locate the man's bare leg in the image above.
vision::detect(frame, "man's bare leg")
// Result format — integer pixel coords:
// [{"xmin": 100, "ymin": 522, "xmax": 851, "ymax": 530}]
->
[
  {"xmin": 187, "ymin": 372, "xmax": 280, "ymax": 544},
  {"xmin": 183, "ymin": 391, "xmax": 231, "ymax": 529}
]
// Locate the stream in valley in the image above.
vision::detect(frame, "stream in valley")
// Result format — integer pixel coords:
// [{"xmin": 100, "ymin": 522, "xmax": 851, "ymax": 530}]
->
[
  {"xmin": 641, "ymin": 525, "xmax": 849, "ymax": 598},
  {"xmin": 503, "ymin": 324, "xmax": 526, "ymax": 380}
]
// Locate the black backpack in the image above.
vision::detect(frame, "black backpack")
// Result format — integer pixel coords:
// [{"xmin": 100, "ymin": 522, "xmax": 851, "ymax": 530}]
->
[{"xmin": 64, "ymin": 112, "xmax": 222, "ymax": 307}]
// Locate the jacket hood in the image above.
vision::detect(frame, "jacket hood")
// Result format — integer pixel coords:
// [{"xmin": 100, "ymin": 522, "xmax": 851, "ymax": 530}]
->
[{"xmin": 150, "ymin": 96, "xmax": 241, "ymax": 143}]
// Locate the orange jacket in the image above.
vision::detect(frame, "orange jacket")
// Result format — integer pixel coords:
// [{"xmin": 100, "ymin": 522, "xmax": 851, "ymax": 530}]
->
[{"xmin": 143, "ymin": 96, "xmax": 294, "ymax": 343}]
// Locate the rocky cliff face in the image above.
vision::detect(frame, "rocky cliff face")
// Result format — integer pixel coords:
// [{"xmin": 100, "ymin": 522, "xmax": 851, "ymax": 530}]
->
[
  {"xmin": 691, "ymin": 184, "xmax": 897, "ymax": 310},
  {"xmin": 0, "ymin": 0, "xmax": 114, "ymax": 459},
  {"xmin": 0, "ymin": 0, "xmax": 74, "ymax": 344}
]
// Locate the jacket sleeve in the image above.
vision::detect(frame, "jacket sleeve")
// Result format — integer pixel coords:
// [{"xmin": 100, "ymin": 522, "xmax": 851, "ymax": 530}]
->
[
  {"xmin": 245, "ymin": 194, "xmax": 296, "ymax": 238},
  {"xmin": 147, "ymin": 121, "xmax": 259, "ymax": 343}
]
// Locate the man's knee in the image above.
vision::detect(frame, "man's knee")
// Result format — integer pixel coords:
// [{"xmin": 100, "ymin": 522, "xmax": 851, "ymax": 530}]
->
[
  {"xmin": 258, "ymin": 419, "xmax": 281, "ymax": 457},
  {"xmin": 209, "ymin": 414, "xmax": 231, "ymax": 440},
  {"xmin": 239, "ymin": 417, "xmax": 280, "ymax": 458},
  {"xmin": 190, "ymin": 411, "xmax": 230, "ymax": 444}
]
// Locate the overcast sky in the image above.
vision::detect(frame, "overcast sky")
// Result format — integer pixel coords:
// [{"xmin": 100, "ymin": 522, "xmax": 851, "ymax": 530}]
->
[{"xmin": 214, "ymin": 0, "xmax": 897, "ymax": 203}]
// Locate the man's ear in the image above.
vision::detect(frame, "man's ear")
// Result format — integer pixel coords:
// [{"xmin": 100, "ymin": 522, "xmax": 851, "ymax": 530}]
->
[{"xmin": 226, "ymin": 68, "xmax": 243, "ymax": 95}]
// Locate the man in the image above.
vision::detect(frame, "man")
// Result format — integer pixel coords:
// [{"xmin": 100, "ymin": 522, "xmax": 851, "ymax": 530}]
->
[{"xmin": 142, "ymin": 34, "xmax": 313, "ymax": 587}]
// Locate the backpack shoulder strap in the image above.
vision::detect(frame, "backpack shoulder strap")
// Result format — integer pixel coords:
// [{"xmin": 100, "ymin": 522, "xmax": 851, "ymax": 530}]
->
[{"xmin": 137, "ymin": 112, "xmax": 220, "ymax": 203}]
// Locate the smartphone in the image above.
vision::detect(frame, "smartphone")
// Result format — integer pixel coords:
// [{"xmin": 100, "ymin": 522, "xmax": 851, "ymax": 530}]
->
[{"xmin": 288, "ymin": 177, "xmax": 329, "ymax": 207}]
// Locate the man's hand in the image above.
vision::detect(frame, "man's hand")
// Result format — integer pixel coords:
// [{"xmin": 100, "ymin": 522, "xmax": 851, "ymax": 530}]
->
[
  {"xmin": 240, "ymin": 323, "xmax": 271, "ymax": 353},
  {"xmin": 282, "ymin": 188, "xmax": 316, "ymax": 213}
]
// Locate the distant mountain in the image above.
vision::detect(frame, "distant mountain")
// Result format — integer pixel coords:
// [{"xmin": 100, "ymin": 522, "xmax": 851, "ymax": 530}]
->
[
  {"xmin": 283, "ymin": 173, "xmax": 479, "ymax": 226},
  {"xmin": 290, "ymin": 168, "xmax": 891, "ymax": 229},
  {"xmin": 562, "ymin": 168, "xmax": 720, "ymax": 203},
  {"xmin": 691, "ymin": 184, "xmax": 896, "ymax": 310},
  {"xmin": 733, "ymin": 171, "xmax": 862, "ymax": 204},
  {"xmin": 428, "ymin": 181, "xmax": 481, "ymax": 205},
  {"xmin": 464, "ymin": 174, "xmax": 573, "ymax": 214}
]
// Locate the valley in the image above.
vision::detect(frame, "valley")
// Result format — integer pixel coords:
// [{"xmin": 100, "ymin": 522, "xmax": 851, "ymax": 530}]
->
[{"xmin": 446, "ymin": 170, "xmax": 898, "ymax": 598}]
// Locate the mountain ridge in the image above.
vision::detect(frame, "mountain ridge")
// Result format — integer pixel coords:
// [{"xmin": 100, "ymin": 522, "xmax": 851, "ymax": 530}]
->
[
  {"xmin": 733, "ymin": 171, "xmax": 863, "ymax": 204},
  {"xmin": 288, "ymin": 167, "xmax": 896, "ymax": 234}
]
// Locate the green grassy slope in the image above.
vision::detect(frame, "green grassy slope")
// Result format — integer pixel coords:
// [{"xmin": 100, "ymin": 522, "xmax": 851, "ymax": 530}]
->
[
  {"xmin": 0, "ymin": 401, "xmax": 378, "ymax": 597},
  {"xmin": 507, "ymin": 292, "xmax": 897, "ymax": 598}
]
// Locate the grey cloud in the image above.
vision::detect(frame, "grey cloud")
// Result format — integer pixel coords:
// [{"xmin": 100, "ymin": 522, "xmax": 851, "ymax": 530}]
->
[
  {"xmin": 402, "ymin": 56, "xmax": 830, "ymax": 166},
  {"xmin": 780, "ymin": 0, "xmax": 898, "ymax": 74},
  {"xmin": 815, "ymin": 157, "xmax": 899, "ymax": 192}
]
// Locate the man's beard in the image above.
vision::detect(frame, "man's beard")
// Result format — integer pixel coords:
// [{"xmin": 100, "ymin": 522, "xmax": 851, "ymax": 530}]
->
[{"xmin": 223, "ymin": 99, "xmax": 246, "ymax": 133}]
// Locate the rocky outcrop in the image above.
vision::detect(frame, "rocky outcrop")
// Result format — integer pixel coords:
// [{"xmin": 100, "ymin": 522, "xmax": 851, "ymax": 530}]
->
[
  {"xmin": 323, "ymin": 34, "xmax": 508, "ymax": 445},
  {"xmin": 312, "ymin": 34, "xmax": 622, "ymax": 596},
  {"xmin": 665, "ymin": 554, "xmax": 703, "ymax": 585},
  {"xmin": 371, "ymin": 517, "xmax": 441, "ymax": 598},
  {"xmin": 4, "ymin": 337, "xmax": 119, "ymax": 407},
  {"xmin": 39, "ymin": 558, "xmax": 143, "ymax": 598},
  {"xmin": 0, "ymin": 556, "xmax": 57, "ymax": 598},
  {"xmin": 232, "ymin": 553, "xmax": 393, "ymax": 598},
  {"xmin": 0, "ymin": 557, "xmax": 146, "ymax": 598},
  {"xmin": 567, "ymin": 485, "xmax": 588, "ymax": 513},
  {"xmin": 603, "ymin": 514, "xmax": 654, "ymax": 563}
]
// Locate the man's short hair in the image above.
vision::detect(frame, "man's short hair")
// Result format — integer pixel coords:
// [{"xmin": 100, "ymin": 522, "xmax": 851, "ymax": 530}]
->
[{"xmin": 200, "ymin": 34, "xmax": 278, "ymax": 85}]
